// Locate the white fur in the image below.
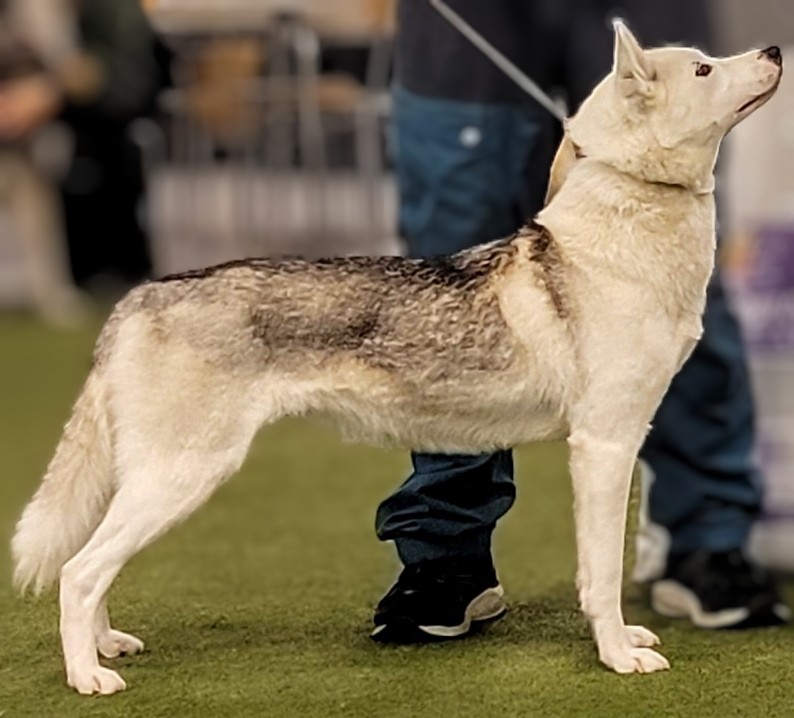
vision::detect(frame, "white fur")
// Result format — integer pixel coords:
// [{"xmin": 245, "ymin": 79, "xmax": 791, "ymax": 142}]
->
[{"xmin": 11, "ymin": 23, "xmax": 782, "ymax": 694}]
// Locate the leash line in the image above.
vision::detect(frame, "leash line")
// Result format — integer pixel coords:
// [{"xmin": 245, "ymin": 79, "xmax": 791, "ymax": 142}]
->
[{"xmin": 428, "ymin": 0, "xmax": 568, "ymax": 122}]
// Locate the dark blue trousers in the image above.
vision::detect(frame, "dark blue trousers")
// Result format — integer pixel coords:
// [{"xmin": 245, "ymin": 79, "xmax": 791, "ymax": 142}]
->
[{"xmin": 375, "ymin": 86, "xmax": 763, "ymax": 565}]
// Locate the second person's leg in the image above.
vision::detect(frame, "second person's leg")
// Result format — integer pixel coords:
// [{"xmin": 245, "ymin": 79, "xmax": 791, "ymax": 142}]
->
[{"xmin": 372, "ymin": 86, "xmax": 547, "ymax": 642}]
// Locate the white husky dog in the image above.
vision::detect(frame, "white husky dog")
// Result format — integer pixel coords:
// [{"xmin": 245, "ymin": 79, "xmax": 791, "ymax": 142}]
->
[{"xmin": 12, "ymin": 23, "xmax": 782, "ymax": 695}]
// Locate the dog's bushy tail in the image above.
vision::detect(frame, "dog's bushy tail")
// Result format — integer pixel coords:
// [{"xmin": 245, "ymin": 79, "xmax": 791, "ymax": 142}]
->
[{"xmin": 12, "ymin": 367, "xmax": 115, "ymax": 594}]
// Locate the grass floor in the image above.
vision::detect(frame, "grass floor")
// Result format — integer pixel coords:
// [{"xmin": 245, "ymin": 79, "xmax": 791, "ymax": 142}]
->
[{"xmin": 0, "ymin": 315, "xmax": 791, "ymax": 718}]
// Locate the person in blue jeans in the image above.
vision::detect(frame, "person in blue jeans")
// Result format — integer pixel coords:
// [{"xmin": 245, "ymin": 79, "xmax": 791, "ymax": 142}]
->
[{"xmin": 371, "ymin": 0, "xmax": 790, "ymax": 642}]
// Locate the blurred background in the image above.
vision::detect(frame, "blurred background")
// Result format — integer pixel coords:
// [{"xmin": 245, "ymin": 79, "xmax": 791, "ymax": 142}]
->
[{"xmin": 0, "ymin": 0, "xmax": 792, "ymax": 570}]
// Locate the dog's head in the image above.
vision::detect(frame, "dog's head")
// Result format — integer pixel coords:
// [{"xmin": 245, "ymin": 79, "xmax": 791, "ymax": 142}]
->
[{"xmin": 565, "ymin": 21, "xmax": 782, "ymax": 194}]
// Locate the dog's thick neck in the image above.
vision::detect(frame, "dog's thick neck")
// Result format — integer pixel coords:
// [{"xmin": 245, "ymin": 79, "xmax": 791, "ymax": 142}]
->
[
  {"xmin": 566, "ymin": 107, "xmax": 718, "ymax": 196},
  {"xmin": 575, "ymin": 142, "xmax": 716, "ymax": 196}
]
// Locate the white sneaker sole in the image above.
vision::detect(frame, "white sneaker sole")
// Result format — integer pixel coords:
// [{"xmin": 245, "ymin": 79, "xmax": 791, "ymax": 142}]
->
[{"xmin": 652, "ymin": 580, "xmax": 791, "ymax": 628}]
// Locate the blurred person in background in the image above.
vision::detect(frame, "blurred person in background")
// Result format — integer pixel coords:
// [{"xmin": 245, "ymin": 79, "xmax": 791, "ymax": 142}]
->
[
  {"xmin": 372, "ymin": 0, "xmax": 790, "ymax": 643},
  {"xmin": 0, "ymin": 0, "xmax": 87, "ymax": 324},
  {"xmin": 0, "ymin": 0, "xmax": 170, "ymax": 306}
]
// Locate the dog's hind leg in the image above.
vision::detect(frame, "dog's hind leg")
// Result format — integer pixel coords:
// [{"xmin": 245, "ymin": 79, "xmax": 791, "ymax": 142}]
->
[
  {"xmin": 61, "ymin": 454, "xmax": 248, "ymax": 694},
  {"xmin": 60, "ymin": 401, "xmax": 263, "ymax": 695},
  {"xmin": 568, "ymin": 428, "xmax": 669, "ymax": 674}
]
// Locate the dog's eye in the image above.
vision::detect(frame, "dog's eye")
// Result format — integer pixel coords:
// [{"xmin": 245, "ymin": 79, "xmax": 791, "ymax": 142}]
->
[{"xmin": 695, "ymin": 62, "xmax": 713, "ymax": 77}]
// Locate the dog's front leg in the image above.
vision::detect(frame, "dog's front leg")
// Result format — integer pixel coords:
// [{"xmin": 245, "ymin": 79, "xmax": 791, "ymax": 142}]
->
[{"xmin": 568, "ymin": 429, "xmax": 670, "ymax": 674}]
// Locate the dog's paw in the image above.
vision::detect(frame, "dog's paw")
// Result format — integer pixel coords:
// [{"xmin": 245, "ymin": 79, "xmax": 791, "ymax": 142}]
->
[
  {"xmin": 68, "ymin": 666, "xmax": 127, "ymax": 695},
  {"xmin": 625, "ymin": 625, "xmax": 661, "ymax": 648},
  {"xmin": 97, "ymin": 629, "xmax": 145, "ymax": 659},
  {"xmin": 600, "ymin": 646, "xmax": 670, "ymax": 674}
]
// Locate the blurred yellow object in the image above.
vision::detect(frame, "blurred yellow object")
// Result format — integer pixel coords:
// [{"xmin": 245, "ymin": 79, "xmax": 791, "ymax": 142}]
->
[
  {"xmin": 185, "ymin": 38, "xmax": 265, "ymax": 144},
  {"xmin": 148, "ymin": 0, "xmax": 394, "ymax": 41},
  {"xmin": 307, "ymin": 0, "xmax": 395, "ymax": 38}
]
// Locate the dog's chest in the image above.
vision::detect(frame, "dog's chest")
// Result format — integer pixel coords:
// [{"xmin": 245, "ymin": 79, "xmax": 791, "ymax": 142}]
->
[{"xmin": 628, "ymin": 199, "xmax": 715, "ymax": 318}]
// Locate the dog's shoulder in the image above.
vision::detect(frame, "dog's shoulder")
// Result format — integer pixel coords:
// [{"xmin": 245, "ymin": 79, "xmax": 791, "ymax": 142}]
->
[{"xmin": 509, "ymin": 222, "xmax": 570, "ymax": 319}]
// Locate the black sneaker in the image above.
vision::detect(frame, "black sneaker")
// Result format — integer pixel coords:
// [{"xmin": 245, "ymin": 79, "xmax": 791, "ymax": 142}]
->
[
  {"xmin": 371, "ymin": 558, "xmax": 507, "ymax": 643},
  {"xmin": 651, "ymin": 549, "xmax": 791, "ymax": 629}
]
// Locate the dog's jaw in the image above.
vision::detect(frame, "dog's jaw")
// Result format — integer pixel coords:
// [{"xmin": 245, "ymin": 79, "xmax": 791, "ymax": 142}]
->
[{"xmin": 735, "ymin": 81, "xmax": 780, "ymax": 118}]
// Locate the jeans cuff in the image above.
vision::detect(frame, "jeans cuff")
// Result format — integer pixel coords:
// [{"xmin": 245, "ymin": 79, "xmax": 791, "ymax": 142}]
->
[
  {"xmin": 668, "ymin": 521, "xmax": 752, "ymax": 555},
  {"xmin": 394, "ymin": 532, "xmax": 493, "ymax": 566}
]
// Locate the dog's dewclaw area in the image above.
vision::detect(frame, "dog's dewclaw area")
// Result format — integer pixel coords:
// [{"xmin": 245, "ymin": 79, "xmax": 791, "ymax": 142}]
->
[{"xmin": 1, "ymin": 315, "xmax": 791, "ymax": 718}]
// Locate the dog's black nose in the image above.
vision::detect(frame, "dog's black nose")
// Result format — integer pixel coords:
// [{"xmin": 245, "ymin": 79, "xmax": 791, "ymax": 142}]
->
[{"xmin": 762, "ymin": 46, "xmax": 782, "ymax": 66}]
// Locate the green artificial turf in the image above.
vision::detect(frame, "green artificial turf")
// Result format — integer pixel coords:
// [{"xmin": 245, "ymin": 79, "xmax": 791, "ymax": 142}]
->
[{"xmin": 0, "ymin": 315, "xmax": 791, "ymax": 717}]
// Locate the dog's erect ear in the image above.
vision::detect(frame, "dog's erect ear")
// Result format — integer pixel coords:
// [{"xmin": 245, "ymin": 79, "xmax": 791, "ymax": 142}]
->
[{"xmin": 613, "ymin": 19, "xmax": 655, "ymax": 99}]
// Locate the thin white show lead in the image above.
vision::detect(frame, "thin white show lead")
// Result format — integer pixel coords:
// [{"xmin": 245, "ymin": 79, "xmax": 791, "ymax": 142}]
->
[{"xmin": 428, "ymin": 0, "xmax": 568, "ymax": 123}]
